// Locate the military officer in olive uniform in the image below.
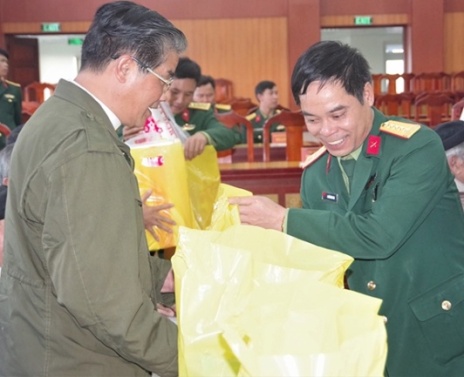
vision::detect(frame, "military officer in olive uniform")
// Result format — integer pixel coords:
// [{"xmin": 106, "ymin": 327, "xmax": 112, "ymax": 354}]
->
[
  {"xmin": 245, "ymin": 80, "xmax": 284, "ymax": 143},
  {"xmin": 0, "ymin": 48, "xmax": 22, "ymax": 149},
  {"xmin": 193, "ymin": 74, "xmax": 231, "ymax": 113},
  {"xmin": 231, "ymin": 41, "xmax": 464, "ymax": 377}
]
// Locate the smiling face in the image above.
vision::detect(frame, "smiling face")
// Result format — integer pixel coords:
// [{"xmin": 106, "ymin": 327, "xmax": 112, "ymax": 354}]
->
[
  {"xmin": 299, "ymin": 80, "xmax": 374, "ymax": 157},
  {"xmin": 166, "ymin": 77, "xmax": 197, "ymax": 115}
]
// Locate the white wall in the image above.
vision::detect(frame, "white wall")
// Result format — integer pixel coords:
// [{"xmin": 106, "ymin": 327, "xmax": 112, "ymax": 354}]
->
[{"xmin": 38, "ymin": 35, "xmax": 84, "ymax": 84}]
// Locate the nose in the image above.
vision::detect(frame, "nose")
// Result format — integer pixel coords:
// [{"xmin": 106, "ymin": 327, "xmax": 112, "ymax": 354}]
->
[{"xmin": 314, "ymin": 119, "xmax": 335, "ymax": 138}]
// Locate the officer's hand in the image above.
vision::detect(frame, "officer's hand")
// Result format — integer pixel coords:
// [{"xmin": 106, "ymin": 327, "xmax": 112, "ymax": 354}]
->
[
  {"xmin": 229, "ymin": 195, "xmax": 287, "ymax": 231},
  {"xmin": 183, "ymin": 132, "xmax": 208, "ymax": 160}
]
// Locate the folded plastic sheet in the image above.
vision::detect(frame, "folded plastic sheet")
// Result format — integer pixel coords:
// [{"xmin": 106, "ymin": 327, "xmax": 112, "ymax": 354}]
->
[{"xmin": 172, "ymin": 225, "xmax": 387, "ymax": 377}]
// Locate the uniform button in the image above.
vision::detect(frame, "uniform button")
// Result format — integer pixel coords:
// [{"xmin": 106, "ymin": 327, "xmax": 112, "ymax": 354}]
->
[
  {"xmin": 367, "ymin": 281, "xmax": 376, "ymax": 291},
  {"xmin": 382, "ymin": 316, "xmax": 388, "ymax": 324},
  {"xmin": 441, "ymin": 300, "xmax": 452, "ymax": 311}
]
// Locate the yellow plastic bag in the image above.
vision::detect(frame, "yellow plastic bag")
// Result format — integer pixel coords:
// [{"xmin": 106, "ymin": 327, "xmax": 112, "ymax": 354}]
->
[
  {"xmin": 130, "ymin": 139, "xmax": 194, "ymax": 250},
  {"xmin": 185, "ymin": 145, "xmax": 221, "ymax": 229},
  {"xmin": 222, "ymin": 280, "xmax": 387, "ymax": 377},
  {"xmin": 172, "ymin": 225, "xmax": 387, "ymax": 377}
]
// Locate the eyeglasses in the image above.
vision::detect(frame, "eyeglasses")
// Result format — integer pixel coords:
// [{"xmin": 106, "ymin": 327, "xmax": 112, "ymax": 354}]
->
[{"xmin": 131, "ymin": 56, "xmax": 173, "ymax": 92}]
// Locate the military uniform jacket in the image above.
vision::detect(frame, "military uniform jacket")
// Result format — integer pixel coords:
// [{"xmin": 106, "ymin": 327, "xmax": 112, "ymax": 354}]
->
[
  {"xmin": 245, "ymin": 108, "xmax": 282, "ymax": 143},
  {"xmin": 0, "ymin": 79, "xmax": 178, "ymax": 377},
  {"xmin": 175, "ymin": 103, "xmax": 241, "ymax": 150},
  {"xmin": 0, "ymin": 79, "xmax": 22, "ymax": 130},
  {"xmin": 287, "ymin": 108, "xmax": 464, "ymax": 376}
]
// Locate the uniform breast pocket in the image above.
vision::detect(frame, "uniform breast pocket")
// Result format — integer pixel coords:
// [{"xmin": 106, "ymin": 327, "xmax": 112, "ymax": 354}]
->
[{"xmin": 409, "ymin": 273, "xmax": 464, "ymax": 365}]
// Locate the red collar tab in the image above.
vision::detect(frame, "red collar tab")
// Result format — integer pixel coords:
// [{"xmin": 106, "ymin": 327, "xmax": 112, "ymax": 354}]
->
[
  {"xmin": 181, "ymin": 109, "xmax": 190, "ymax": 122},
  {"xmin": 366, "ymin": 135, "xmax": 381, "ymax": 156}
]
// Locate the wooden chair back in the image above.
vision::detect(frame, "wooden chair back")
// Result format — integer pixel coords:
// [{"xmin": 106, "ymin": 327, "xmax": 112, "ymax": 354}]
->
[
  {"xmin": 262, "ymin": 110, "xmax": 306, "ymax": 162},
  {"xmin": 215, "ymin": 111, "xmax": 254, "ymax": 162},
  {"xmin": 23, "ymin": 81, "xmax": 56, "ymax": 103},
  {"xmin": 414, "ymin": 92, "xmax": 454, "ymax": 127},
  {"xmin": 0, "ymin": 123, "xmax": 12, "ymax": 139},
  {"xmin": 214, "ymin": 78, "xmax": 234, "ymax": 104},
  {"xmin": 229, "ymin": 97, "xmax": 258, "ymax": 116}
]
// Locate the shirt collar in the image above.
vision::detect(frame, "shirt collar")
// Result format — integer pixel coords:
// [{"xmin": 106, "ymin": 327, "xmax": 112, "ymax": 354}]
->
[{"xmin": 71, "ymin": 80, "xmax": 121, "ymax": 130}]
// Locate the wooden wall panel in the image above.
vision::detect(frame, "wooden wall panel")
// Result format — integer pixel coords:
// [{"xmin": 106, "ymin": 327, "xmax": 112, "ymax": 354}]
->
[
  {"xmin": 174, "ymin": 18, "xmax": 289, "ymax": 107},
  {"xmin": 444, "ymin": 12, "xmax": 464, "ymax": 72}
]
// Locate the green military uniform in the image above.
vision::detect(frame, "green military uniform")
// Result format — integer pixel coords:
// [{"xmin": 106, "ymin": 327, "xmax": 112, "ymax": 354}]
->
[
  {"xmin": 175, "ymin": 102, "xmax": 241, "ymax": 151},
  {"xmin": 245, "ymin": 108, "xmax": 284, "ymax": 143},
  {"xmin": 0, "ymin": 79, "xmax": 22, "ymax": 148},
  {"xmin": 286, "ymin": 108, "xmax": 464, "ymax": 376}
]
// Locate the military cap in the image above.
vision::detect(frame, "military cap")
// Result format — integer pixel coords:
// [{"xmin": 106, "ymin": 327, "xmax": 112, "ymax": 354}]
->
[
  {"xmin": 435, "ymin": 120, "xmax": 464, "ymax": 150},
  {"xmin": 0, "ymin": 48, "xmax": 9, "ymax": 59}
]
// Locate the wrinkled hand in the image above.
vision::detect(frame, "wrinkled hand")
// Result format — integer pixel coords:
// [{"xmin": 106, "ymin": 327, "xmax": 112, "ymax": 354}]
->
[
  {"xmin": 229, "ymin": 195, "xmax": 287, "ymax": 231},
  {"xmin": 156, "ymin": 303, "xmax": 176, "ymax": 318},
  {"xmin": 183, "ymin": 132, "xmax": 208, "ymax": 160},
  {"xmin": 142, "ymin": 190, "xmax": 176, "ymax": 240}
]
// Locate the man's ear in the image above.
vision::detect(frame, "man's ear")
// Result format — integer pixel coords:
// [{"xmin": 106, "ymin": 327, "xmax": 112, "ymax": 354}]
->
[
  {"xmin": 114, "ymin": 55, "xmax": 136, "ymax": 83},
  {"xmin": 2, "ymin": 177, "xmax": 8, "ymax": 186},
  {"xmin": 364, "ymin": 82, "xmax": 375, "ymax": 106}
]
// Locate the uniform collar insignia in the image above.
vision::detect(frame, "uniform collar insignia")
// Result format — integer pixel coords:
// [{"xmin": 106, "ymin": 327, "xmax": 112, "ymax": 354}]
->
[{"xmin": 366, "ymin": 135, "xmax": 381, "ymax": 156}]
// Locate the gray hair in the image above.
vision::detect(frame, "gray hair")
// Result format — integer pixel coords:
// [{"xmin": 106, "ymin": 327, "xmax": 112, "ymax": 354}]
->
[{"xmin": 445, "ymin": 142, "xmax": 464, "ymax": 160}]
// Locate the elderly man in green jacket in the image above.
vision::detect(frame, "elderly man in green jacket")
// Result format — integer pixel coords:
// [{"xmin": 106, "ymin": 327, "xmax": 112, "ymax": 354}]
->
[
  {"xmin": 231, "ymin": 41, "xmax": 464, "ymax": 376},
  {"xmin": 0, "ymin": 2, "xmax": 186, "ymax": 376}
]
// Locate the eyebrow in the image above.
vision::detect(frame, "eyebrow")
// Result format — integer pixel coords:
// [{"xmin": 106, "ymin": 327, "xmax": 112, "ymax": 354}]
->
[{"xmin": 302, "ymin": 104, "xmax": 347, "ymax": 117}]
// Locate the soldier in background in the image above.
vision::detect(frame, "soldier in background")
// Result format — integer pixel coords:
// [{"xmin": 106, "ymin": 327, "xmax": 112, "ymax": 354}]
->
[
  {"xmin": 0, "ymin": 48, "xmax": 22, "ymax": 149},
  {"xmin": 246, "ymin": 80, "xmax": 284, "ymax": 143},
  {"xmin": 193, "ymin": 74, "xmax": 231, "ymax": 113}
]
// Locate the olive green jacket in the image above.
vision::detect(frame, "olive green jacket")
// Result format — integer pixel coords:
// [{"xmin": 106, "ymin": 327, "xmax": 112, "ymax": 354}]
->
[
  {"xmin": 174, "ymin": 103, "xmax": 241, "ymax": 150},
  {"xmin": 0, "ymin": 79, "xmax": 178, "ymax": 376},
  {"xmin": 287, "ymin": 108, "xmax": 464, "ymax": 376}
]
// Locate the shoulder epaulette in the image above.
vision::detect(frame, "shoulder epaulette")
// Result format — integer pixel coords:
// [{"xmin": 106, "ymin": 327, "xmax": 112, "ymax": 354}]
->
[
  {"xmin": 5, "ymin": 80, "xmax": 20, "ymax": 87},
  {"xmin": 215, "ymin": 103, "xmax": 231, "ymax": 111},
  {"xmin": 380, "ymin": 120, "xmax": 420, "ymax": 139},
  {"xmin": 300, "ymin": 146, "xmax": 327, "ymax": 169},
  {"xmin": 188, "ymin": 102, "xmax": 211, "ymax": 111},
  {"xmin": 245, "ymin": 113, "xmax": 256, "ymax": 121}
]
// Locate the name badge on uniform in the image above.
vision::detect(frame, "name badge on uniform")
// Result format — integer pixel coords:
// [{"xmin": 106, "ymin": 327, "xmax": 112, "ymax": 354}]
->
[{"xmin": 322, "ymin": 191, "xmax": 338, "ymax": 203}]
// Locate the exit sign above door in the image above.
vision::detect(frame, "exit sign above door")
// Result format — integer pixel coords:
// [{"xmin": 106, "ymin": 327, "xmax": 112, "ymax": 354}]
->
[{"xmin": 354, "ymin": 16, "xmax": 373, "ymax": 26}]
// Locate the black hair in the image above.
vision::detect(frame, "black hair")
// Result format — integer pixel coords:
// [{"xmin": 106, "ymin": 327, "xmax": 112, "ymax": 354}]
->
[
  {"xmin": 174, "ymin": 57, "xmax": 202, "ymax": 84},
  {"xmin": 255, "ymin": 80, "xmax": 276, "ymax": 97},
  {"xmin": 291, "ymin": 40, "xmax": 372, "ymax": 105},
  {"xmin": 197, "ymin": 75, "xmax": 215, "ymax": 89}
]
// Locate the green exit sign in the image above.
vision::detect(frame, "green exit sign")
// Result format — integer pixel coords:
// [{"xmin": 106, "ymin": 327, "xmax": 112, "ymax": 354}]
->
[
  {"xmin": 354, "ymin": 16, "xmax": 373, "ymax": 26},
  {"xmin": 68, "ymin": 38, "xmax": 84, "ymax": 46},
  {"xmin": 41, "ymin": 22, "xmax": 61, "ymax": 33}
]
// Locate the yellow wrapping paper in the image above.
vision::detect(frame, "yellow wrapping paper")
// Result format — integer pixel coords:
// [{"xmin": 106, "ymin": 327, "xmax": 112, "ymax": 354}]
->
[
  {"xmin": 172, "ymin": 225, "xmax": 386, "ymax": 377},
  {"xmin": 130, "ymin": 139, "xmax": 194, "ymax": 250}
]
